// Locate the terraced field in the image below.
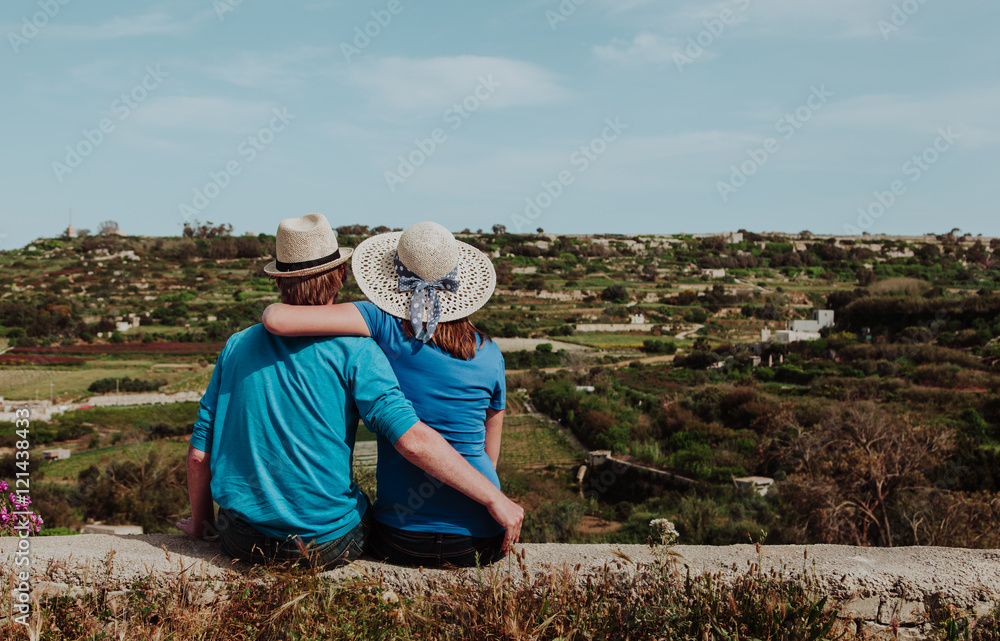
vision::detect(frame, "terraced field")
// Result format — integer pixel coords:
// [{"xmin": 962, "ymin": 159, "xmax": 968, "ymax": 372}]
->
[{"xmin": 499, "ymin": 413, "xmax": 583, "ymax": 471}]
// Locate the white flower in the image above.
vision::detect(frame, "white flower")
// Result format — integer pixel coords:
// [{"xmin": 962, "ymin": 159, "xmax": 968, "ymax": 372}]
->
[{"xmin": 649, "ymin": 518, "xmax": 679, "ymax": 546}]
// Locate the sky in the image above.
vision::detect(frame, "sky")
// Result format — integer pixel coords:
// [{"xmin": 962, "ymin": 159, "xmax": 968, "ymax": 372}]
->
[{"xmin": 1, "ymin": 0, "xmax": 998, "ymax": 250}]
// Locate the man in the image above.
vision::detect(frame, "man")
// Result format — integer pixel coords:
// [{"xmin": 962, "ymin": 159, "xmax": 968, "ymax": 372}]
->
[{"xmin": 177, "ymin": 213, "xmax": 522, "ymax": 568}]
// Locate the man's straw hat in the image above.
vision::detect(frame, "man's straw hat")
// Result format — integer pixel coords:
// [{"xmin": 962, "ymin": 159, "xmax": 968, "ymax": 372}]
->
[
  {"xmin": 351, "ymin": 221, "xmax": 496, "ymax": 323},
  {"xmin": 263, "ymin": 213, "xmax": 353, "ymax": 277}
]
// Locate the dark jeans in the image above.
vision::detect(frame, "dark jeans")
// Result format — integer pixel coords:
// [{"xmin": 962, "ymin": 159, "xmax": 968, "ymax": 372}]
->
[
  {"xmin": 368, "ymin": 521, "xmax": 506, "ymax": 568},
  {"xmin": 218, "ymin": 506, "xmax": 371, "ymax": 570}
]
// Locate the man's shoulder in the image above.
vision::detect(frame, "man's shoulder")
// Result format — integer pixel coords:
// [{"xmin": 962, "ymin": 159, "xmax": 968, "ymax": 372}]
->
[
  {"xmin": 220, "ymin": 325, "xmax": 382, "ymax": 362},
  {"xmin": 222, "ymin": 323, "xmax": 265, "ymax": 350}
]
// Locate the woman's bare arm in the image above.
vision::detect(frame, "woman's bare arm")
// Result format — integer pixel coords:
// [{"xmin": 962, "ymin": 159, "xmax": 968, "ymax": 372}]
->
[
  {"xmin": 485, "ymin": 408, "xmax": 505, "ymax": 469},
  {"xmin": 262, "ymin": 303, "xmax": 371, "ymax": 337}
]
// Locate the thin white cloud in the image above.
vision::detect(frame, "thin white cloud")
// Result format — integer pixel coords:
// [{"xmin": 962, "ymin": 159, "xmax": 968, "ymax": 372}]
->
[
  {"xmin": 43, "ymin": 12, "xmax": 192, "ymax": 40},
  {"xmin": 131, "ymin": 97, "xmax": 275, "ymax": 133},
  {"xmin": 193, "ymin": 47, "xmax": 331, "ymax": 89},
  {"xmin": 342, "ymin": 55, "xmax": 571, "ymax": 115},
  {"xmin": 592, "ymin": 33, "xmax": 682, "ymax": 64},
  {"xmin": 823, "ymin": 88, "xmax": 1000, "ymax": 145},
  {"xmin": 595, "ymin": 0, "xmax": 899, "ymax": 55},
  {"xmin": 615, "ymin": 130, "xmax": 762, "ymax": 161}
]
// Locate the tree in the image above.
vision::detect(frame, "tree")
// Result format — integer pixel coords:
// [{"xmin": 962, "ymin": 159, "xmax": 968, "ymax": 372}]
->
[
  {"xmin": 776, "ymin": 402, "xmax": 951, "ymax": 547},
  {"xmin": 857, "ymin": 268, "xmax": 876, "ymax": 287},
  {"xmin": 536, "ymin": 227, "xmax": 544, "ymax": 234},
  {"xmin": 183, "ymin": 220, "xmax": 232, "ymax": 239},
  {"xmin": 492, "ymin": 224, "xmax": 507, "ymax": 235},
  {"xmin": 98, "ymin": 220, "xmax": 119, "ymax": 236},
  {"xmin": 600, "ymin": 284, "xmax": 629, "ymax": 304}
]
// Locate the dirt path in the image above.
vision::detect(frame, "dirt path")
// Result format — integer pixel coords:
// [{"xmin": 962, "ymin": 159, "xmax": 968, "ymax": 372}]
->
[
  {"xmin": 493, "ymin": 338, "xmax": 592, "ymax": 353},
  {"xmin": 675, "ymin": 323, "xmax": 704, "ymax": 340},
  {"xmin": 508, "ymin": 353, "xmax": 674, "ymax": 375}
]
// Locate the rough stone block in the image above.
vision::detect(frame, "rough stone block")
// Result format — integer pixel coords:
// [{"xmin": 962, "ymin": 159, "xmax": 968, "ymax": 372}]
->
[
  {"xmin": 841, "ymin": 596, "xmax": 881, "ymax": 620},
  {"xmin": 879, "ymin": 598, "xmax": 926, "ymax": 625}
]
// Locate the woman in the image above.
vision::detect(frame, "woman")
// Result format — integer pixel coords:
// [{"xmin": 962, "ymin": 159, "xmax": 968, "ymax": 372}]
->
[{"xmin": 262, "ymin": 221, "xmax": 508, "ymax": 567}]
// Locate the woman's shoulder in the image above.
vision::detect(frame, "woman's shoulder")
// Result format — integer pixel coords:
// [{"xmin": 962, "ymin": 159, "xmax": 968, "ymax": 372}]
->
[
  {"xmin": 354, "ymin": 301, "xmax": 404, "ymax": 338},
  {"xmin": 475, "ymin": 336, "xmax": 504, "ymax": 361}
]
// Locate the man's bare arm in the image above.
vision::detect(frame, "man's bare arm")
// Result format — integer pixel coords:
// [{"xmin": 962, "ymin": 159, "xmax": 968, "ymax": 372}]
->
[{"xmin": 177, "ymin": 445, "xmax": 215, "ymax": 539}]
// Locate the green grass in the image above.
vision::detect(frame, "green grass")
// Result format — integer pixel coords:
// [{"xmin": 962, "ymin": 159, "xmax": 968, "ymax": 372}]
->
[
  {"xmin": 54, "ymin": 402, "xmax": 200, "ymax": 432},
  {"xmin": 500, "ymin": 414, "xmax": 582, "ymax": 470},
  {"xmin": 555, "ymin": 333, "xmax": 648, "ymax": 349},
  {"xmin": 40, "ymin": 440, "xmax": 189, "ymax": 481},
  {"xmin": 0, "ymin": 361, "xmax": 212, "ymax": 400}
]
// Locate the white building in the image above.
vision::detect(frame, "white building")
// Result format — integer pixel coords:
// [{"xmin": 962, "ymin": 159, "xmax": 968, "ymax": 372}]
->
[
  {"xmin": 788, "ymin": 310, "xmax": 835, "ymax": 333},
  {"xmin": 762, "ymin": 310, "xmax": 834, "ymax": 344},
  {"xmin": 733, "ymin": 476, "xmax": 775, "ymax": 496},
  {"xmin": 630, "ymin": 314, "xmax": 646, "ymax": 325}
]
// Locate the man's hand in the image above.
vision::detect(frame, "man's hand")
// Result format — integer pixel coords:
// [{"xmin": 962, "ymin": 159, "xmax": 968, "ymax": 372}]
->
[
  {"xmin": 488, "ymin": 496, "xmax": 524, "ymax": 552},
  {"xmin": 176, "ymin": 516, "xmax": 202, "ymax": 538},
  {"xmin": 176, "ymin": 516, "xmax": 218, "ymax": 540}
]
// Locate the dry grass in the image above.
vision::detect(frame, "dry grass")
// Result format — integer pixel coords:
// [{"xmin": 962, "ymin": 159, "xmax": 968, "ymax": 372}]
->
[{"xmin": 0, "ymin": 547, "xmax": 881, "ymax": 641}]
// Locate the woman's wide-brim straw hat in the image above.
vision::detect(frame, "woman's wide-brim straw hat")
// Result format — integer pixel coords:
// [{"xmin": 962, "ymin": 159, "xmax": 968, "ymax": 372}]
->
[
  {"xmin": 263, "ymin": 213, "xmax": 353, "ymax": 278},
  {"xmin": 352, "ymin": 221, "xmax": 496, "ymax": 323}
]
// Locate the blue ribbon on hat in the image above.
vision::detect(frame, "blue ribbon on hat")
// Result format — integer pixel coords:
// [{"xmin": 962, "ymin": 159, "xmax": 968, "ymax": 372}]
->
[{"xmin": 395, "ymin": 254, "xmax": 460, "ymax": 343}]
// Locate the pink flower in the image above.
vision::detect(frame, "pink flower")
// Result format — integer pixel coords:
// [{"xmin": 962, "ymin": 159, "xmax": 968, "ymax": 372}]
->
[
  {"xmin": 0, "ymin": 480, "xmax": 8, "ymax": 492},
  {"xmin": 9, "ymin": 493, "xmax": 30, "ymax": 507}
]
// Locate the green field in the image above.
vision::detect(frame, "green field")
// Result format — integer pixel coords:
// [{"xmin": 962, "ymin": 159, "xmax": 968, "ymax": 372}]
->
[
  {"xmin": 556, "ymin": 333, "xmax": 650, "ymax": 349},
  {"xmin": 0, "ymin": 361, "xmax": 213, "ymax": 400},
  {"xmin": 40, "ymin": 440, "xmax": 189, "ymax": 481},
  {"xmin": 499, "ymin": 413, "xmax": 582, "ymax": 471}
]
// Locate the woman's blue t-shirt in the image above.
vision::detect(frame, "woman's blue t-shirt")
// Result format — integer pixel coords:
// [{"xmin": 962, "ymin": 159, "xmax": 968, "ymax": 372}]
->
[{"xmin": 354, "ymin": 301, "xmax": 506, "ymax": 537}]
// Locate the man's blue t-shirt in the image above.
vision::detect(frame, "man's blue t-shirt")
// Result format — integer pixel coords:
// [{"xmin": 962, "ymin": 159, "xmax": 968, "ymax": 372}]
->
[
  {"xmin": 354, "ymin": 301, "xmax": 506, "ymax": 537},
  {"xmin": 190, "ymin": 324, "xmax": 419, "ymax": 545}
]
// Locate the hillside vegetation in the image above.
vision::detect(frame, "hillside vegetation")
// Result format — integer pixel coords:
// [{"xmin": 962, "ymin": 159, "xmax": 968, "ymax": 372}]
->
[{"xmin": 2, "ymin": 226, "xmax": 1000, "ymax": 548}]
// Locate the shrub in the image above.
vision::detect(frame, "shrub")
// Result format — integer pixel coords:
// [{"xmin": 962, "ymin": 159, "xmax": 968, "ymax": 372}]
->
[
  {"xmin": 87, "ymin": 377, "xmax": 166, "ymax": 394},
  {"xmin": 600, "ymin": 284, "xmax": 629, "ymax": 304},
  {"xmin": 521, "ymin": 501, "xmax": 585, "ymax": 543},
  {"xmin": 641, "ymin": 339, "xmax": 677, "ymax": 354}
]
